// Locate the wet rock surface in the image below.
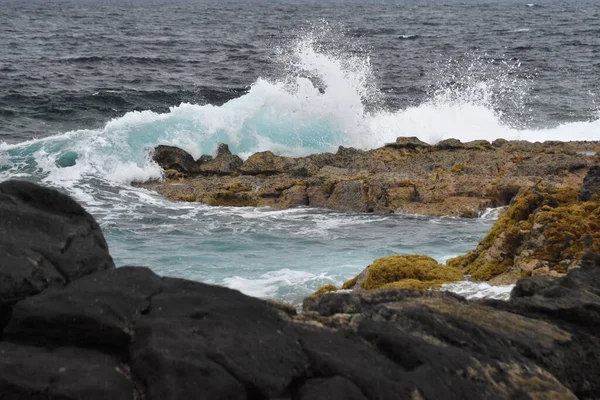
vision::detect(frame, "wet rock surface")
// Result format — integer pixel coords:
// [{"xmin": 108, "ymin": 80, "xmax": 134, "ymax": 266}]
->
[
  {"xmin": 0, "ymin": 180, "xmax": 599, "ymax": 399},
  {"xmin": 152, "ymin": 145, "xmax": 199, "ymax": 175},
  {"xmin": 140, "ymin": 138, "xmax": 599, "ymax": 217}
]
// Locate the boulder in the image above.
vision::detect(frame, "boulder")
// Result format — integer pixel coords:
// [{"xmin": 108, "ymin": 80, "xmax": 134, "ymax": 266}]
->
[
  {"xmin": 239, "ymin": 151, "xmax": 296, "ymax": 175},
  {"xmin": 384, "ymin": 136, "xmax": 431, "ymax": 150},
  {"xmin": 198, "ymin": 143, "xmax": 243, "ymax": 175},
  {"xmin": 0, "ymin": 181, "xmax": 114, "ymax": 332},
  {"xmin": 436, "ymin": 138, "xmax": 465, "ymax": 150},
  {"xmin": 491, "ymin": 138, "xmax": 508, "ymax": 148},
  {"xmin": 464, "ymin": 140, "xmax": 493, "ymax": 150},
  {"xmin": 152, "ymin": 145, "xmax": 199, "ymax": 175},
  {"xmin": 341, "ymin": 255, "xmax": 463, "ymax": 290}
]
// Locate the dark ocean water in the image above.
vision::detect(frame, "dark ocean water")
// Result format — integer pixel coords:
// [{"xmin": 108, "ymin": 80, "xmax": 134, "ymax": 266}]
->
[
  {"xmin": 1, "ymin": 0, "xmax": 599, "ymax": 142},
  {"xmin": 0, "ymin": 0, "xmax": 598, "ymax": 304}
]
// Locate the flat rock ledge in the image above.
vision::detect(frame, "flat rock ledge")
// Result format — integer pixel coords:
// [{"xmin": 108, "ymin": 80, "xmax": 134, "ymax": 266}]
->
[
  {"xmin": 138, "ymin": 138, "xmax": 600, "ymax": 217},
  {"xmin": 0, "ymin": 180, "xmax": 599, "ymax": 399}
]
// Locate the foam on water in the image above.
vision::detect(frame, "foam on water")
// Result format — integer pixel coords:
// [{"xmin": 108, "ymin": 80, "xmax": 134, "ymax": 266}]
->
[{"xmin": 223, "ymin": 269, "xmax": 339, "ymax": 303}]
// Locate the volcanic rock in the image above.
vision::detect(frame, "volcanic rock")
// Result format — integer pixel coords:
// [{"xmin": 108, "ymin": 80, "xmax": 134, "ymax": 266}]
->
[
  {"xmin": 152, "ymin": 145, "xmax": 199, "ymax": 175},
  {"xmin": 384, "ymin": 136, "xmax": 431, "ymax": 150},
  {"xmin": 0, "ymin": 180, "xmax": 114, "ymax": 334},
  {"xmin": 141, "ymin": 140, "xmax": 598, "ymax": 217},
  {"xmin": 198, "ymin": 143, "xmax": 243, "ymax": 175}
]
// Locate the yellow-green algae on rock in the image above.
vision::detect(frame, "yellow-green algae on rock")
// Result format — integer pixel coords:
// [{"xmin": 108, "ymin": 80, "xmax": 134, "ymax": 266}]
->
[
  {"xmin": 343, "ymin": 255, "xmax": 463, "ymax": 291},
  {"xmin": 358, "ymin": 255, "xmax": 463, "ymax": 289},
  {"xmin": 447, "ymin": 184, "xmax": 600, "ymax": 284},
  {"xmin": 311, "ymin": 255, "xmax": 463, "ymax": 297},
  {"xmin": 311, "ymin": 284, "xmax": 338, "ymax": 297}
]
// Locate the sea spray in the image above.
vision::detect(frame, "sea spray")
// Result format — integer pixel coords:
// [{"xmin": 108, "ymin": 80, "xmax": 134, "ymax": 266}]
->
[{"xmin": 2, "ymin": 27, "xmax": 599, "ymax": 194}]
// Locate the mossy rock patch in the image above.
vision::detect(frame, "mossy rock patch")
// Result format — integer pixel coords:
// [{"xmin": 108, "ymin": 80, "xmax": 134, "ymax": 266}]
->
[{"xmin": 448, "ymin": 183, "xmax": 600, "ymax": 283}]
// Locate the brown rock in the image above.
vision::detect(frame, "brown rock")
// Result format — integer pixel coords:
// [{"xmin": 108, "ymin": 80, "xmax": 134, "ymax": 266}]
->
[
  {"xmin": 385, "ymin": 136, "xmax": 431, "ymax": 150},
  {"xmin": 198, "ymin": 144, "xmax": 243, "ymax": 175},
  {"xmin": 240, "ymin": 151, "xmax": 297, "ymax": 175},
  {"xmin": 140, "ymin": 141, "xmax": 598, "ymax": 218},
  {"xmin": 448, "ymin": 179, "xmax": 600, "ymax": 284},
  {"xmin": 436, "ymin": 138, "xmax": 464, "ymax": 150}
]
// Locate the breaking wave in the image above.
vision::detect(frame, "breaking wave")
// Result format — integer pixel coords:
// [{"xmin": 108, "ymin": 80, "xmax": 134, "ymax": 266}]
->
[{"xmin": 1, "ymin": 26, "xmax": 598, "ymax": 192}]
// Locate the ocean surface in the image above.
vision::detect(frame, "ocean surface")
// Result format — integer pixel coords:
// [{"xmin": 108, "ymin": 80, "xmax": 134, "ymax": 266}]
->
[{"xmin": 1, "ymin": 0, "xmax": 598, "ymax": 304}]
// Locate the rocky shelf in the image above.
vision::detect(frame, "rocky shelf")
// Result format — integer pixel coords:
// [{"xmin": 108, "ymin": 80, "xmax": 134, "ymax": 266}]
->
[
  {"xmin": 138, "ymin": 138, "xmax": 599, "ymax": 217},
  {"xmin": 0, "ymin": 168, "xmax": 599, "ymax": 399}
]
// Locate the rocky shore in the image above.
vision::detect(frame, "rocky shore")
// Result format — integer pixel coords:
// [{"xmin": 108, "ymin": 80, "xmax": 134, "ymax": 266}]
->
[
  {"xmin": 139, "ymin": 138, "xmax": 599, "ymax": 217},
  {"xmin": 0, "ymin": 165, "xmax": 599, "ymax": 398},
  {"xmin": 310, "ymin": 166, "xmax": 599, "ymax": 291}
]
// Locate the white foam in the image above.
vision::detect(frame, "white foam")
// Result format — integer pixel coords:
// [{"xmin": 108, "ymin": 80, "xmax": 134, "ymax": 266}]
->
[
  {"xmin": 479, "ymin": 206, "xmax": 505, "ymax": 220},
  {"xmin": 222, "ymin": 268, "xmax": 338, "ymax": 301},
  {"xmin": 441, "ymin": 280, "xmax": 514, "ymax": 301}
]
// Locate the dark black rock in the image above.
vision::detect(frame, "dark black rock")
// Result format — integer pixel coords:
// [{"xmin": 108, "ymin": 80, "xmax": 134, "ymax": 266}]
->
[
  {"xmin": 295, "ymin": 377, "xmax": 367, "ymax": 400},
  {"xmin": 4, "ymin": 267, "xmax": 163, "ymax": 352},
  {"xmin": 0, "ymin": 181, "xmax": 114, "ymax": 333},
  {"xmin": 0, "ymin": 343, "xmax": 135, "ymax": 400},
  {"xmin": 579, "ymin": 165, "xmax": 600, "ymax": 201},
  {"xmin": 131, "ymin": 276, "xmax": 308, "ymax": 399},
  {"xmin": 152, "ymin": 145, "xmax": 199, "ymax": 174}
]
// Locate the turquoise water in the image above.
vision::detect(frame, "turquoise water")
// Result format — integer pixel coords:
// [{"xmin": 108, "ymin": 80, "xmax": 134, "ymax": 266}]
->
[{"xmin": 95, "ymin": 184, "xmax": 495, "ymax": 304}]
